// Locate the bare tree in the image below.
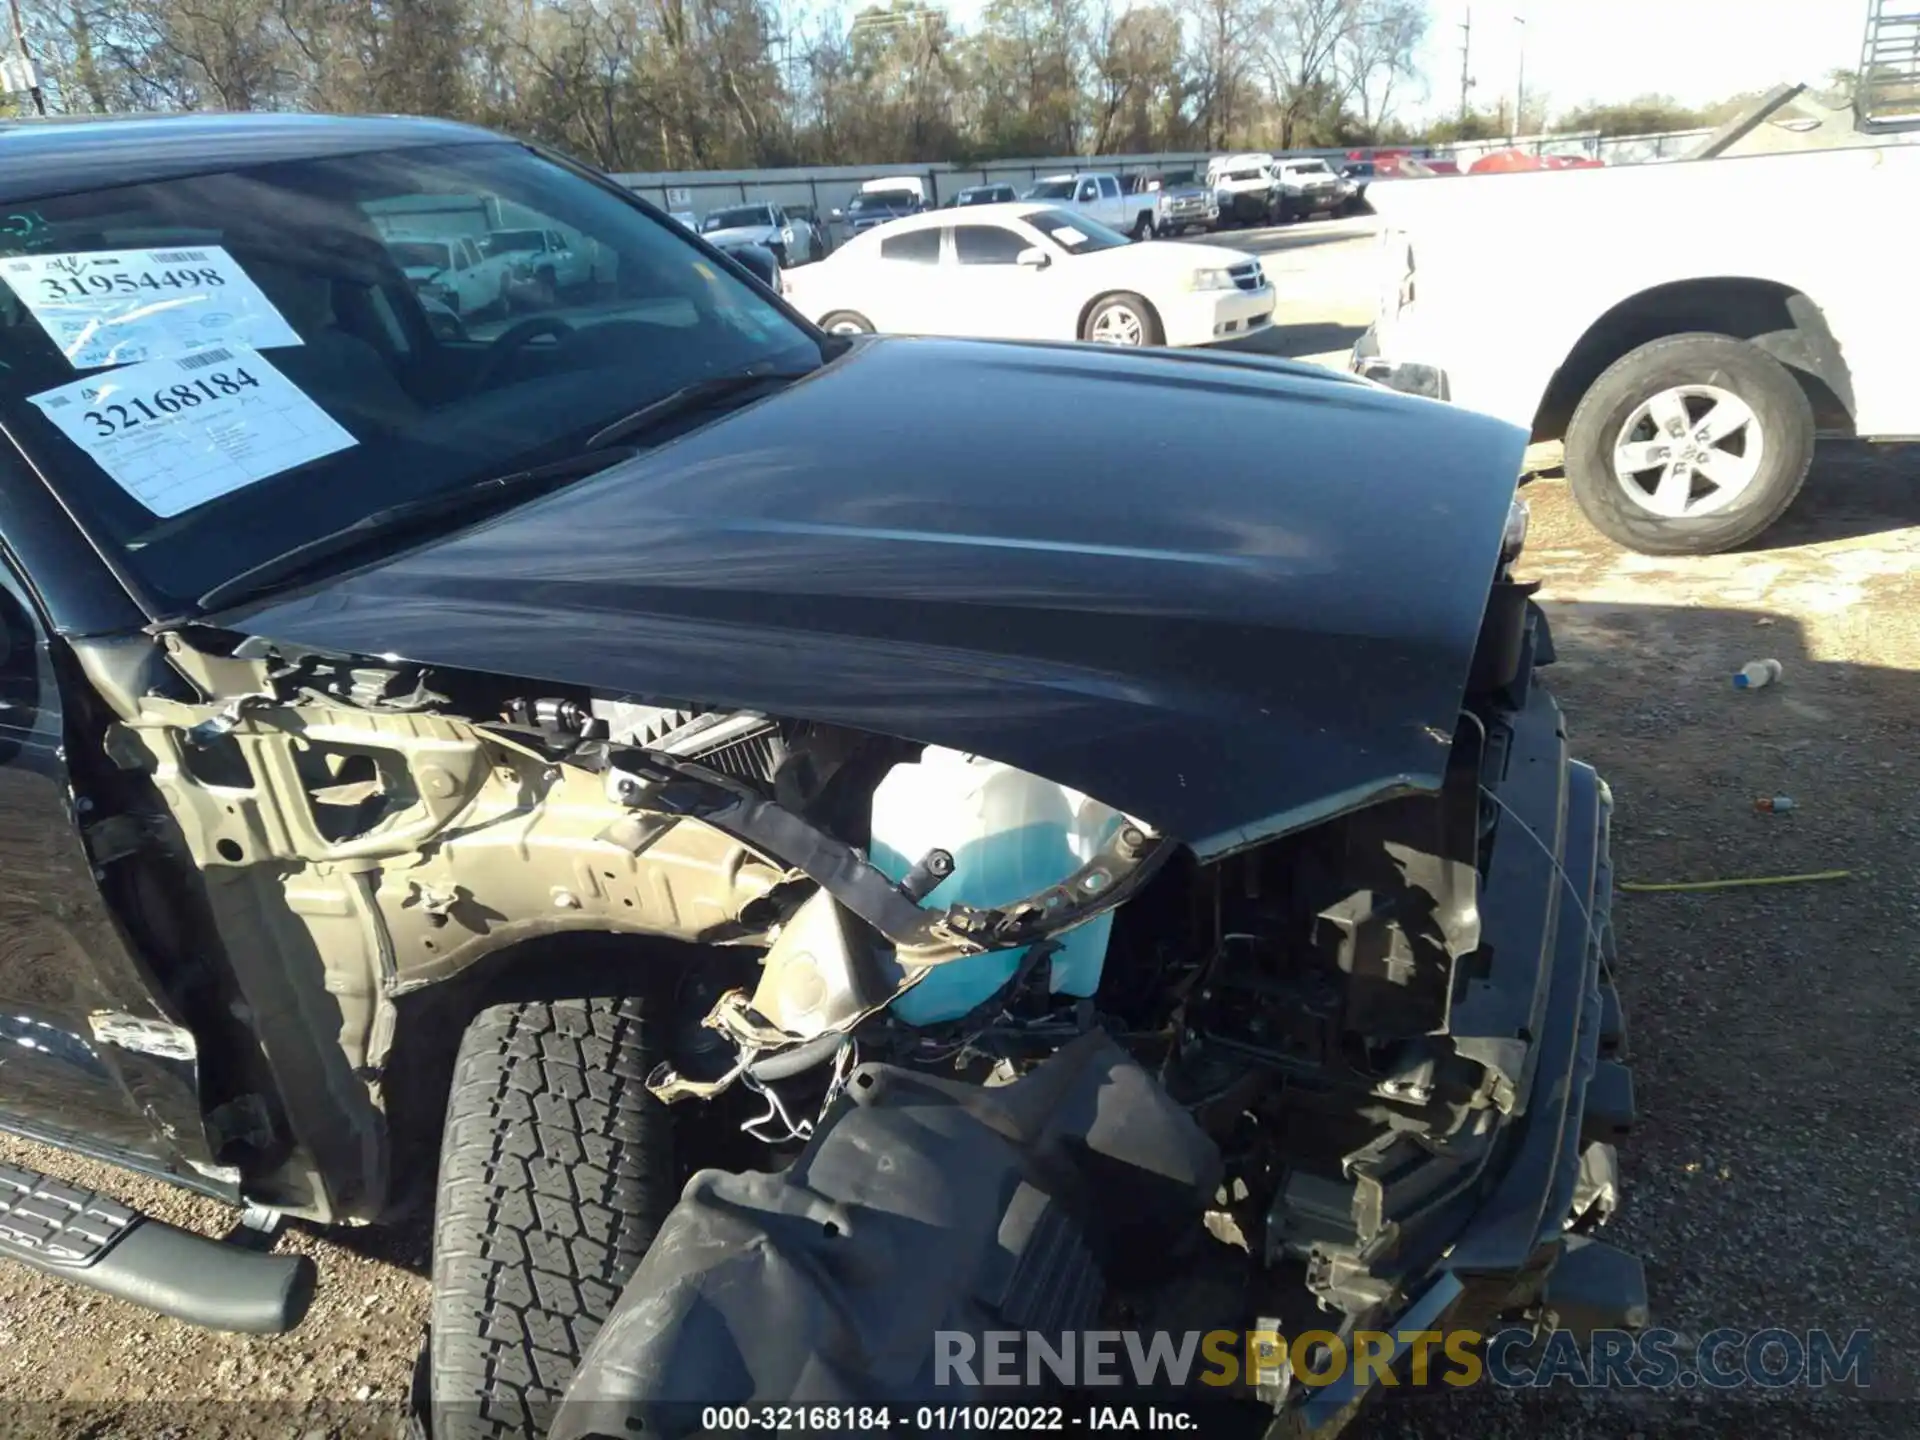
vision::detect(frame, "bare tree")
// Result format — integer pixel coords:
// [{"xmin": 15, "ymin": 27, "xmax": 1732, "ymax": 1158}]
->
[
  {"xmin": 1336, "ymin": 0, "xmax": 1425, "ymax": 132},
  {"xmin": 7, "ymin": 0, "xmax": 1435, "ymax": 167},
  {"xmin": 1182, "ymin": 0, "xmax": 1267, "ymax": 149}
]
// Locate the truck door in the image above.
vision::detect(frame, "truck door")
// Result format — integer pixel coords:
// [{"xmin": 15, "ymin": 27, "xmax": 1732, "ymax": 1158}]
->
[
  {"xmin": 1074, "ymin": 176, "xmax": 1101, "ymax": 222},
  {"xmin": 1096, "ymin": 174, "xmax": 1124, "ymax": 229},
  {"xmin": 0, "ymin": 555, "xmax": 217, "ymax": 1182}
]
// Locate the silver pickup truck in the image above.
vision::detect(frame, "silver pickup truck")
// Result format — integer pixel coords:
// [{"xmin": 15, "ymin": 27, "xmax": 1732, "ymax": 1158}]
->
[{"xmin": 1129, "ymin": 170, "xmax": 1220, "ymax": 235}]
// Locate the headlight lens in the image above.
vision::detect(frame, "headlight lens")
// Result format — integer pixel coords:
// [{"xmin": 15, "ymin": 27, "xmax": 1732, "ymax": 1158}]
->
[
  {"xmin": 1502, "ymin": 497, "xmax": 1531, "ymax": 562},
  {"xmin": 1187, "ymin": 268, "xmax": 1238, "ymax": 292}
]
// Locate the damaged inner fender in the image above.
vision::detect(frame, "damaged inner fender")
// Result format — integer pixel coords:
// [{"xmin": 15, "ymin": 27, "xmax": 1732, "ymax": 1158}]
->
[{"xmin": 93, "ymin": 630, "xmax": 1168, "ymax": 1213}]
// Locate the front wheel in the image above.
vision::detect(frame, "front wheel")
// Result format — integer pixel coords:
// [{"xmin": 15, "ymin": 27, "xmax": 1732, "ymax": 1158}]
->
[
  {"xmin": 819, "ymin": 310, "xmax": 874, "ymax": 335},
  {"xmin": 1082, "ymin": 292, "xmax": 1162, "ymax": 347},
  {"xmin": 1565, "ymin": 332, "xmax": 1815, "ymax": 556},
  {"xmin": 429, "ymin": 997, "xmax": 674, "ymax": 1440},
  {"xmin": 525, "ymin": 268, "xmax": 557, "ymax": 310},
  {"xmin": 1130, "ymin": 213, "xmax": 1156, "ymax": 241}
]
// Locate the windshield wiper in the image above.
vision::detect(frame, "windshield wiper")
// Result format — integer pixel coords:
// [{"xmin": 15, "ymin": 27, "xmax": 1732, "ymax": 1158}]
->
[
  {"xmin": 196, "ymin": 447, "xmax": 636, "ymax": 614},
  {"xmin": 585, "ymin": 368, "xmax": 813, "ymax": 451}
]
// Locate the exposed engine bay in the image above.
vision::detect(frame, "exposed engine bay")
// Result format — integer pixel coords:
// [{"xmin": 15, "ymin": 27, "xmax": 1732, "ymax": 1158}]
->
[{"xmin": 68, "ymin": 547, "xmax": 1631, "ymax": 1422}]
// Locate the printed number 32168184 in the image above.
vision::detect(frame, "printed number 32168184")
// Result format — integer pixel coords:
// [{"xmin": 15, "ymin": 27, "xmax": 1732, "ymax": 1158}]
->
[{"xmin": 83, "ymin": 365, "xmax": 260, "ymax": 438}]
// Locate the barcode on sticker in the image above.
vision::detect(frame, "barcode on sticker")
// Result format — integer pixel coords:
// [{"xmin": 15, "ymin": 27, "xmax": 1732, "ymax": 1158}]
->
[
  {"xmin": 150, "ymin": 250, "xmax": 208, "ymax": 263},
  {"xmin": 176, "ymin": 348, "xmax": 234, "ymax": 370}
]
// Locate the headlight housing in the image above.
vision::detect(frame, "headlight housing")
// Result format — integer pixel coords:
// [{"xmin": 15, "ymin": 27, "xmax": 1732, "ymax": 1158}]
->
[
  {"xmin": 1501, "ymin": 496, "xmax": 1531, "ymax": 563},
  {"xmin": 1186, "ymin": 268, "xmax": 1239, "ymax": 292}
]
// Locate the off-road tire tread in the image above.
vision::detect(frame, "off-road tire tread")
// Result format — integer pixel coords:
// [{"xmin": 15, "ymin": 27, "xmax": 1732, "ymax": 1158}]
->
[{"xmin": 430, "ymin": 997, "xmax": 672, "ymax": 1440}]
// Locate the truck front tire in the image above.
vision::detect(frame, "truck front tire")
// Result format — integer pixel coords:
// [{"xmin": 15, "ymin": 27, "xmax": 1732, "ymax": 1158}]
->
[
  {"xmin": 429, "ymin": 996, "xmax": 674, "ymax": 1440},
  {"xmin": 1565, "ymin": 332, "xmax": 1815, "ymax": 556}
]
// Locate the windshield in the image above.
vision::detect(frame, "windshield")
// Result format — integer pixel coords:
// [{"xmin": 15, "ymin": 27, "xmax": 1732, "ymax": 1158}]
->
[
  {"xmin": 0, "ymin": 140, "xmax": 820, "ymax": 613},
  {"xmin": 487, "ymin": 228, "xmax": 545, "ymax": 252},
  {"xmin": 1023, "ymin": 208, "xmax": 1131, "ymax": 255},
  {"xmin": 389, "ymin": 239, "xmax": 453, "ymax": 271},
  {"xmin": 958, "ymin": 189, "xmax": 1006, "ymax": 205},
  {"xmin": 703, "ymin": 206, "xmax": 774, "ymax": 231},
  {"xmin": 1287, "ymin": 162, "xmax": 1333, "ymax": 177},
  {"xmin": 849, "ymin": 192, "xmax": 913, "ymax": 213},
  {"xmin": 1022, "ymin": 179, "xmax": 1077, "ymax": 200}
]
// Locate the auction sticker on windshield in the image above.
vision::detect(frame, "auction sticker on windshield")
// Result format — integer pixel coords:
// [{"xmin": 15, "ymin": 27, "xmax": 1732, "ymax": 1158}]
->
[
  {"xmin": 2, "ymin": 246, "xmax": 302, "ymax": 370},
  {"xmin": 28, "ymin": 345, "xmax": 355, "ymax": 517}
]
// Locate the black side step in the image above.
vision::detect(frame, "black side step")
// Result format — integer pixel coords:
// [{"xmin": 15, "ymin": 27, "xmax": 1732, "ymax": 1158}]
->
[{"xmin": 0, "ymin": 1162, "xmax": 315, "ymax": 1334}]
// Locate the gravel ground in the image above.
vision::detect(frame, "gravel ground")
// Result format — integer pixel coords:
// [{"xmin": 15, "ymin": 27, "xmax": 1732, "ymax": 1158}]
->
[{"xmin": 2, "ymin": 268, "xmax": 1915, "ymax": 1435}]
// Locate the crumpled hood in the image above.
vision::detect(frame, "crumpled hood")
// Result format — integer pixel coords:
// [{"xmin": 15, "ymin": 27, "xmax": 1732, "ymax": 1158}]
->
[{"xmin": 232, "ymin": 337, "xmax": 1526, "ymax": 860}]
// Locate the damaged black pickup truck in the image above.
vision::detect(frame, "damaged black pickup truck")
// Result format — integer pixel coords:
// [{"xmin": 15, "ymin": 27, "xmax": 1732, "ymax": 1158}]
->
[{"xmin": 0, "ymin": 113, "xmax": 1640, "ymax": 1439}]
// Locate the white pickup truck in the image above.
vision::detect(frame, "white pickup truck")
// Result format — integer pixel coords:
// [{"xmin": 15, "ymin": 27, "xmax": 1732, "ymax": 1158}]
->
[
  {"xmin": 1272, "ymin": 158, "xmax": 1357, "ymax": 220},
  {"xmin": 484, "ymin": 226, "xmax": 594, "ymax": 304},
  {"xmin": 1355, "ymin": 136, "xmax": 1920, "ymax": 555},
  {"xmin": 1020, "ymin": 172, "xmax": 1159, "ymax": 239},
  {"xmin": 386, "ymin": 232, "xmax": 517, "ymax": 319}
]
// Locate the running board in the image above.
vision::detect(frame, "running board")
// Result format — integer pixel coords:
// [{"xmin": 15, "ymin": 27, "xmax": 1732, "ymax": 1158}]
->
[{"xmin": 0, "ymin": 1161, "xmax": 315, "ymax": 1334}]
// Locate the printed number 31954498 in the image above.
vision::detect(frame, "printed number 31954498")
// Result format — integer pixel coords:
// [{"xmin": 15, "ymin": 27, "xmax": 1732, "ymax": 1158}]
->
[
  {"xmin": 84, "ymin": 365, "xmax": 260, "ymax": 438},
  {"xmin": 40, "ymin": 266, "xmax": 228, "ymax": 301}
]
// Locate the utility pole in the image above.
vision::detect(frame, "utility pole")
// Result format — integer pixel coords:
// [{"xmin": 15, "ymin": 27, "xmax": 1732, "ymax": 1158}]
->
[
  {"xmin": 1451, "ymin": 6, "xmax": 1466, "ymax": 123},
  {"xmin": 1514, "ymin": 14, "xmax": 1528, "ymax": 141},
  {"xmin": 4, "ymin": 0, "xmax": 43, "ymax": 115}
]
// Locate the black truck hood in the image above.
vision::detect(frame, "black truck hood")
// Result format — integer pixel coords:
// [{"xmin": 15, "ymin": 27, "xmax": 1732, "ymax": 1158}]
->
[{"xmin": 234, "ymin": 337, "xmax": 1526, "ymax": 860}]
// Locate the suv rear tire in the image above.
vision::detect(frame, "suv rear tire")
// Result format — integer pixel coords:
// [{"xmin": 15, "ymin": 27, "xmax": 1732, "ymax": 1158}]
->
[
  {"xmin": 1565, "ymin": 332, "xmax": 1815, "ymax": 556},
  {"xmin": 428, "ymin": 996, "xmax": 673, "ymax": 1440}
]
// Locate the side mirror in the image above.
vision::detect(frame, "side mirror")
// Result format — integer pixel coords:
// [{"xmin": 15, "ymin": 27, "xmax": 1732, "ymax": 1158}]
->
[{"xmin": 1016, "ymin": 247, "xmax": 1051, "ymax": 270}]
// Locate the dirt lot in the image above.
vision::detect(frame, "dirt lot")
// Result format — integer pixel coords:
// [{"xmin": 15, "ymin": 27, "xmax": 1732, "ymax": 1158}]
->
[
  {"xmin": 3, "ymin": 251, "xmax": 1917, "ymax": 1435},
  {"xmin": 1364, "ymin": 443, "xmax": 1920, "ymax": 1440}
]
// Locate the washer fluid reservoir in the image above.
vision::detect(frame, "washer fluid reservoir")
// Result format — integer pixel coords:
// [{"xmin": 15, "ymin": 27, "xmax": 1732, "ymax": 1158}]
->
[{"xmin": 869, "ymin": 745, "xmax": 1123, "ymax": 1026}]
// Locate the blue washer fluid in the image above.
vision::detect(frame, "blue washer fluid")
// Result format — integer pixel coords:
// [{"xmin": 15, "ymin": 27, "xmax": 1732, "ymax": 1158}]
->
[{"xmin": 868, "ymin": 745, "xmax": 1124, "ymax": 1026}]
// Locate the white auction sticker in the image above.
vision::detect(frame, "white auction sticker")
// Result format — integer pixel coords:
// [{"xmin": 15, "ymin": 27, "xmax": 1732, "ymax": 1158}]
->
[
  {"xmin": 1, "ymin": 246, "xmax": 303, "ymax": 370},
  {"xmin": 28, "ymin": 345, "xmax": 356, "ymax": 518}
]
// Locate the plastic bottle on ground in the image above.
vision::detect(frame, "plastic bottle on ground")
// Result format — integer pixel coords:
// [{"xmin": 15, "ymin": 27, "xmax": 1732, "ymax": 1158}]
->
[{"xmin": 1733, "ymin": 659, "xmax": 1783, "ymax": 690}]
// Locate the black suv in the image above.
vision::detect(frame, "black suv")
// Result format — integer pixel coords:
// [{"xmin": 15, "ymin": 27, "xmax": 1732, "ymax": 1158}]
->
[{"xmin": 0, "ymin": 112, "xmax": 1639, "ymax": 1440}]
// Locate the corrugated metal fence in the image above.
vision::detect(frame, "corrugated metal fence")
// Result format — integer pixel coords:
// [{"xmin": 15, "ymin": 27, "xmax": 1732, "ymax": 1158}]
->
[
  {"xmin": 610, "ymin": 129, "xmax": 1722, "ymax": 220},
  {"xmin": 614, "ymin": 150, "xmax": 1329, "ymax": 217}
]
